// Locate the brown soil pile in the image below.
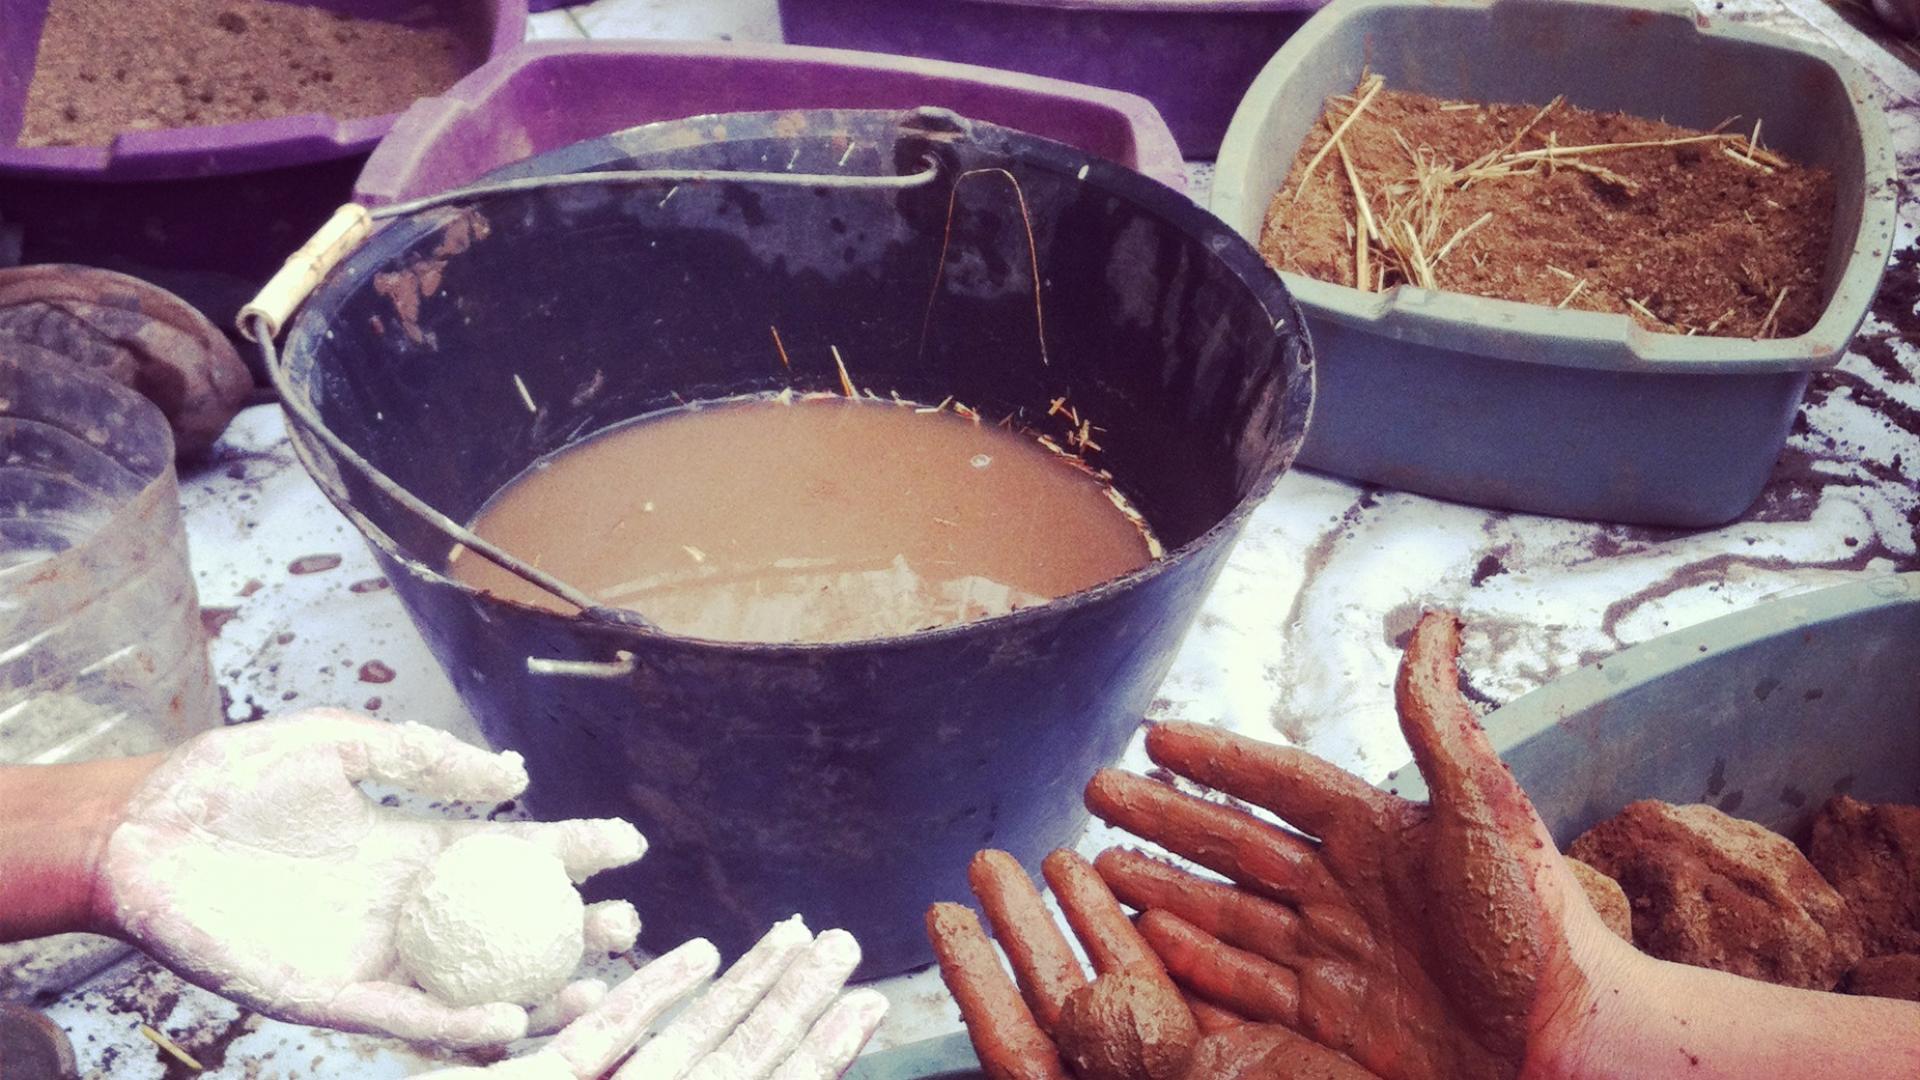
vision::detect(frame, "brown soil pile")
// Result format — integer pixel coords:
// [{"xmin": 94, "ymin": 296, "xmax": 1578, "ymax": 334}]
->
[
  {"xmin": 18, "ymin": 0, "xmax": 474, "ymax": 148},
  {"xmin": 1260, "ymin": 79, "xmax": 1836, "ymax": 339},
  {"xmin": 1568, "ymin": 800, "xmax": 1864, "ymax": 989},
  {"xmin": 1573, "ymin": 795, "xmax": 1920, "ymax": 1002}
]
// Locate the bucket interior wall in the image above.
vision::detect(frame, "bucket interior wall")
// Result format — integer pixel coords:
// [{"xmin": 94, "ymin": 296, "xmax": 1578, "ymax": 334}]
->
[{"xmin": 283, "ymin": 111, "xmax": 1310, "ymax": 973}]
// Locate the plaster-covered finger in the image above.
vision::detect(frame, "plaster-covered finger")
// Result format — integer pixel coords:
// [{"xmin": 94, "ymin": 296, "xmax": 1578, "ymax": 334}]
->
[
  {"xmin": 324, "ymin": 981, "xmax": 528, "ymax": 1048},
  {"xmin": 1084, "ymin": 769, "xmax": 1342, "ymax": 908},
  {"xmin": 584, "ymin": 901, "xmax": 642, "ymax": 955},
  {"xmin": 768, "ymin": 989, "xmax": 890, "ymax": 1080},
  {"xmin": 547, "ymin": 938, "xmax": 720, "ymax": 1076},
  {"xmin": 445, "ymin": 819, "xmax": 647, "ymax": 883},
  {"xmin": 687, "ymin": 929, "xmax": 863, "ymax": 1080},
  {"xmin": 1145, "ymin": 722, "xmax": 1402, "ymax": 849},
  {"xmin": 1136, "ymin": 910, "xmax": 1299, "ymax": 1027},
  {"xmin": 328, "ymin": 716, "xmax": 529, "ymax": 804},
  {"xmin": 527, "ymin": 979, "xmax": 608, "ymax": 1037},
  {"xmin": 615, "ymin": 916, "xmax": 812, "ymax": 1080},
  {"xmin": 1095, "ymin": 848, "xmax": 1301, "ymax": 966},
  {"xmin": 968, "ymin": 850, "xmax": 1086, "ymax": 1032}
]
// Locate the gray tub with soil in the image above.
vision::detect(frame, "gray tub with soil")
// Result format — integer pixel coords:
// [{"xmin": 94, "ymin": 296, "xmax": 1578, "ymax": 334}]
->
[{"xmin": 1210, "ymin": 0, "xmax": 1899, "ymax": 527}]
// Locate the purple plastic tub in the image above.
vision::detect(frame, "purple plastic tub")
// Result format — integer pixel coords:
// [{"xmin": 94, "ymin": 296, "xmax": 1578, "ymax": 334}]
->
[
  {"xmin": 354, "ymin": 39, "xmax": 1186, "ymax": 204},
  {"xmin": 0, "ymin": 0, "xmax": 524, "ymax": 330},
  {"xmin": 775, "ymin": 0, "xmax": 1327, "ymax": 156}
]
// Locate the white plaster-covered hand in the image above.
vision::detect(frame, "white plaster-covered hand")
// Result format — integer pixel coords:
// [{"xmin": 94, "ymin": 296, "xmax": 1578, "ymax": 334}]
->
[
  {"xmin": 95, "ymin": 709, "xmax": 645, "ymax": 1049},
  {"xmin": 416, "ymin": 919, "xmax": 889, "ymax": 1080}
]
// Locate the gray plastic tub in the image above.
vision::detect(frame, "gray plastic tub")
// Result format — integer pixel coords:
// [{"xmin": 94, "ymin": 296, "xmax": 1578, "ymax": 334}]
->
[
  {"xmin": 1389, "ymin": 573, "xmax": 1920, "ymax": 843},
  {"xmin": 847, "ymin": 572, "xmax": 1920, "ymax": 1077},
  {"xmin": 1211, "ymin": 0, "xmax": 1899, "ymax": 527}
]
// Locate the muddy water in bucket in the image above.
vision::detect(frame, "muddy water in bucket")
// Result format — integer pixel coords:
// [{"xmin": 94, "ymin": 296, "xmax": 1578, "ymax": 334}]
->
[
  {"xmin": 449, "ymin": 395, "xmax": 1156, "ymax": 643},
  {"xmin": 276, "ymin": 109, "xmax": 1313, "ymax": 974}
]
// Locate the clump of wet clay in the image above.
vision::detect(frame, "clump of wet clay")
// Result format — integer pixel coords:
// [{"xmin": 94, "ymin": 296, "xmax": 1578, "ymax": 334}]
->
[
  {"xmin": 396, "ymin": 834, "xmax": 584, "ymax": 1007},
  {"xmin": 1053, "ymin": 966, "xmax": 1200, "ymax": 1080},
  {"xmin": 19, "ymin": 0, "xmax": 472, "ymax": 148},
  {"xmin": 1809, "ymin": 795, "xmax": 1920, "ymax": 957},
  {"xmin": 1843, "ymin": 954, "xmax": 1920, "ymax": 1003},
  {"xmin": 0, "ymin": 266, "xmax": 251, "ymax": 459},
  {"xmin": 1568, "ymin": 800, "xmax": 1863, "ymax": 989},
  {"xmin": 1566, "ymin": 856, "xmax": 1631, "ymax": 941},
  {"xmin": 1263, "ymin": 76, "xmax": 1834, "ymax": 338}
]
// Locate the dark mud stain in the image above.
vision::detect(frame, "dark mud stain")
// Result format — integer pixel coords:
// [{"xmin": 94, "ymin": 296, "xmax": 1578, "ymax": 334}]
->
[
  {"xmin": 1470, "ymin": 550, "xmax": 1509, "ymax": 586},
  {"xmin": 1780, "ymin": 785, "xmax": 1808, "ymax": 808},
  {"xmin": 289, "ymin": 554, "xmax": 343, "ymax": 575},
  {"xmin": 349, "ymin": 577, "xmax": 391, "ymax": 594},
  {"xmin": 199, "ymin": 607, "xmax": 239, "ymax": 638},
  {"xmin": 237, "ymin": 578, "xmax": 264, "ymax": 597},
  {"xmin": 364, "ymin": 696, "xmax": 383, "ymax": 711},
  {"xmin": 358, "ymin": 660, "xmax": 396, "ymax": 684},
  {"xmin": 1706, "ymin": 757, "xmax": 1728, "ymax": 797}
]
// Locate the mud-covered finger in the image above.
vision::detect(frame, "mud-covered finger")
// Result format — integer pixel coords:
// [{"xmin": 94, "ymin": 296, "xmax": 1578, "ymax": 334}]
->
[
  {"xmin": 1095, "ymin": 848, "xmax": 1301, "ymax": 966},
  {"xmin": 926, "ymin": 903, "xmax": 1070, "ymax": 1080},
  {"xmin": 687, "ymin": 929, "xmax": 863, "ymax": 1079},
  {"xmin": 1085, "ymin": 770, "xmax": 1341, "ymax": 907},
  {"xmin": 584, "ymin": 901, "xmax": 643, "ymax": 954},
  {"xmin": 548, "ymin": 938, "xmax": 720, "ymax": 1076},
  {"xmin": 1039, "ymin": 850, "xmax": 1161, "ymax": 978},
  {"xmin": 1186, "ymin": 1025, "xmax": 1384, "ymax": 1080},
  {"xmin": 1183, "ymin": 992, "xmax": 1249, "ymax": 1036},
  {"xmin": 616, "ymin": 916, "xmax": 813, "ymax": 1080},
  {"xmin": 1136, "ymin": 910, "xmax": 1299, "ymax": 1027},
  {"xmin": 441, "ymin": 818, "xmax": 646, "ymax": 883},
  {"xmin": 768, "ymin": 989, "xmax": 890, "ymax": 1080},
  {"xmin": 1395, "ymin": 613, "xmax": 1519, "ymax": 816},
  {"xmin": 1146, "ymin": 722, "xmax": 1402, "ymax": 846},
  {"xmin": 968, "ymin": 850, "xmax": 1087, "ymax": 1031}
]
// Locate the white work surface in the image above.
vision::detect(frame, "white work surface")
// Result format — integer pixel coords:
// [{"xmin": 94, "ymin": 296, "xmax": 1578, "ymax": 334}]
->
[{"xmin": 24, "ymin": 1, "xmax": 1920, "ymax": 1076}]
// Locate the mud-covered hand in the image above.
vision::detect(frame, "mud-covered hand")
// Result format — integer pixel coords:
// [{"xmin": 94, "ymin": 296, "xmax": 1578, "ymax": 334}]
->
[
  {"xmin": 418, "ymin": 919, "xmax": 890, "ymax": 1079},
  {"xmin": 94, "ymin": 709, "xmax": 644, "ymax": 1048},
  {"xmin": 1086, "ymin": 613, "xmax": 1621, "ymax": 1079},
  {"xmin": 929, "ymin": 845, "xmax": 1375, "ymax": 1080}
]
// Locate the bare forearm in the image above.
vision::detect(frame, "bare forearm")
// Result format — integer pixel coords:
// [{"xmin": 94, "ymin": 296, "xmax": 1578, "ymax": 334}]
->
[
  {"xmin": 0, "ymin": 754, "xmax": 158, "ymax": 940},
  {"xmin": 1552, "ymin": 954, "xmax": 1920, "ymax": 1080}
]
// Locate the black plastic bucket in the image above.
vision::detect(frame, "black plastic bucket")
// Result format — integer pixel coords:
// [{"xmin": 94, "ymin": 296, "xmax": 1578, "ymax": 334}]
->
[{"xmin": 276, "ymin": 109, "xmax": 1312, "ymax": 975}]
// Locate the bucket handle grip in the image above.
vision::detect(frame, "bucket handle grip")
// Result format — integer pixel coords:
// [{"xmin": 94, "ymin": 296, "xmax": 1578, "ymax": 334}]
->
[{"xmin": 242, "ymin": 158, "xmax": 946, "ymax": 630}]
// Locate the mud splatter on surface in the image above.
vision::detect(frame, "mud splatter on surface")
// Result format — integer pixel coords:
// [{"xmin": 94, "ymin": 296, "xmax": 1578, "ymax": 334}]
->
[{"xmin": 287, "ymin": 554, "xmax": 342, "ymax": 576}]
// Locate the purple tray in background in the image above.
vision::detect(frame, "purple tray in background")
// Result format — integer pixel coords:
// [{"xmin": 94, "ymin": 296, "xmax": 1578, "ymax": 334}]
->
[
  {"xmin": 1, "ymin": 0, "xmax": 525, "ymax": 181},
  {"xmin": 775, "ymin": 0, "xmax": 1328, "ymax": 156},
  {"xmin": 354, "ymin": 39, "xmax": 1187, "ymax": 204},
  {"xmin": 0, "ymin": 0, "xmax": 524, "ymax": 339}
]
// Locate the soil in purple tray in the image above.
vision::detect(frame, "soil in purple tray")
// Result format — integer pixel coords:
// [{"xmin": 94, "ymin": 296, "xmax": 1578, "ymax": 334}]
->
[{"xmin": 16, "ymin": 0, "xmax": 476, "ymax": 148}]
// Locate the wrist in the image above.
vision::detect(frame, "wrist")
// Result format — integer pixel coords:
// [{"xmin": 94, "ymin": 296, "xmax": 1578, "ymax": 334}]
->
[
  {"xmin": 1530, "ymin": 943, "xmax": 1920, "ymax": 1080},
  {"xmin": 0, "ymin": 753, "xmax": 163, "ymax": 940}
]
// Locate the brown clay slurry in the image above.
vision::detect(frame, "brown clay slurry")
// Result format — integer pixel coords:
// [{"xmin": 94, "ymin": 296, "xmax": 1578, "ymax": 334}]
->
[{"xmin": 449, "ymin": 395, "xmax": 1156, "ymax": 644}]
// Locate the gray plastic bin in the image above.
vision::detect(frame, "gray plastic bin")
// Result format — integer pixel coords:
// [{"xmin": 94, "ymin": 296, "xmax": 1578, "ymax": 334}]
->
[
  {"xmin": 848, "ymin": 572, "xmax": 1920, "ymax": 1078},
  {"xmin": 1211, "ymin": 0, "xmax": 1899, "ymax": 526}
]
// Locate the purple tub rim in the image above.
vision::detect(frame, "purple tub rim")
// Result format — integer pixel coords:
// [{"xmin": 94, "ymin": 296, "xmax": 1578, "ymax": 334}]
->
[
  {"xmin": 968, "ymin": 0, "xmax": 1324, "ymax": 10},
  {"xmin": 0, "ymin": 0, "xmax": 528, "ymax": 183},
  {"xmin": 352, "ymin": 37, "xmax": 1188, "ymax": 205}
]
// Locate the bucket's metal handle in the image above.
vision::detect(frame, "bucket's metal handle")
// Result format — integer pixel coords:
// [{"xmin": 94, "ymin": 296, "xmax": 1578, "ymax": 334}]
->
[{"xmin": 241, "ymin": 157, "xmax": 946, "ymax": 634}]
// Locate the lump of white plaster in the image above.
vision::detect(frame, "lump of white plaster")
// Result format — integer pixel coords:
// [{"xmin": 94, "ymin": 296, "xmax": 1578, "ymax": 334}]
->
[{"xmin": 398, "ymin": 834, "xmax": 584, "ymax": 1007}]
